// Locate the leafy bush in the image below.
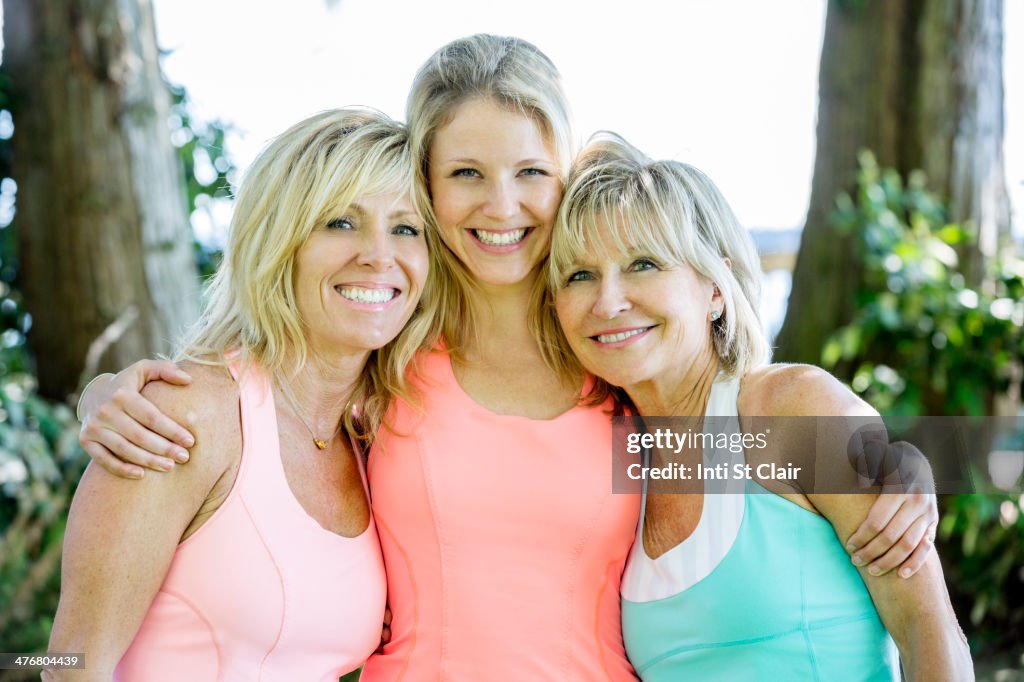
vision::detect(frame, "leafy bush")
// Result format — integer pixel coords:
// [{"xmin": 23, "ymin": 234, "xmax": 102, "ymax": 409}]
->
[
  {"xmin": 0, "ymin": 377, "xmax": 86, "ymax": 654},
  {"xmin": 822, "ymin": 152, "xmax": 1024, "ymax": 417},
  {"xmin": 821, "ymin": 151, "xmax": 1024, "ymax": 652}
]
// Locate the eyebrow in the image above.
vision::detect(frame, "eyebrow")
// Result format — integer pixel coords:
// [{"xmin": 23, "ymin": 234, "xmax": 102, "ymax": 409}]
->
[
  {"xmin": 344, "ymin": 203, "xmax": 418, "ymax": 221},
  {"xmin": 438, "ymin": 157, "xmax": 556, "ymax": 167}
]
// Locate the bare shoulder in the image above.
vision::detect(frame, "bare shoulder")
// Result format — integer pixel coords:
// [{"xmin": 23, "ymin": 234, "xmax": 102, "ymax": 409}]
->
[
  {"xmin": 141, "ymin": 361, "xmax": 241, "ymax": 472},
  {"xmin": 738, "ymin": 363, "xmax": 875, "ymax": 418},
  {"xmin": 141, "ymin": 361, "xmax": 238, "ymax": 427}
]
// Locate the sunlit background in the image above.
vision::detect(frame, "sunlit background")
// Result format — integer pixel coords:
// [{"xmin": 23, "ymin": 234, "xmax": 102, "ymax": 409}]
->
[
  {"xmin": 0, "ymin": 4, "xmax": 1022, "ymax": 673},
  {"xmin": 146, "ymin": 0, "xmax": 1021, "ymax": 334}
]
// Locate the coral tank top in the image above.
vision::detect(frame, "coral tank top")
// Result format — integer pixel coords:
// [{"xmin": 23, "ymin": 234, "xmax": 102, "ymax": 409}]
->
[
  {"xmin": 362, "ymin": 348, "xmax": 640, "ymax": 681},
  {"xmin": 115, "ymin": 363, "xmax": 386, "ymax": 681}
]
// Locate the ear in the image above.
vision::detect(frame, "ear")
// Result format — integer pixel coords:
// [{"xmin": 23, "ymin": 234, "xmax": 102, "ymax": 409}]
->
[
  {"xmin": 723, "ymin": 256, "xmax": 733, "ymax": 270},
  {"xmin": 711, "ymin": 281, "xmax": 725, "ymax": 307}
]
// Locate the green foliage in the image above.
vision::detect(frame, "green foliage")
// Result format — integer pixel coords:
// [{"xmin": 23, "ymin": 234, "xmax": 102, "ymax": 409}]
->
[
  {"xmin": 939, "ymin": 493, "xmax": 1024, "ymax": 651},
  {"xmin": 169, "ymin": 84, "xmax": 234, "ymax": 278},
  {"xmin": 821, "ymin": 151, "xmax": 1024, "ymax": 651},
  {"xmin": 0, "ymin": 377, "xmax": 86, "ymax": 651},
  {"xmin": 0, "ymin": 71, "xmax": 233, "ymax": 655},
  {"xmin": 822, "ymin": 151, "xmax": 1024, "ymax": 417}
]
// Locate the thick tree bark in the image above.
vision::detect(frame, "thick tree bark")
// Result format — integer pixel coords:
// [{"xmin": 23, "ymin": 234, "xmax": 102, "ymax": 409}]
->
[
  {"xmin": 3, "ymin": 0, "xmax": 200, "ymax": 399},
  {"xmin": 775, "ymin": 0, "xmax": 1009, "ymax": 365}
]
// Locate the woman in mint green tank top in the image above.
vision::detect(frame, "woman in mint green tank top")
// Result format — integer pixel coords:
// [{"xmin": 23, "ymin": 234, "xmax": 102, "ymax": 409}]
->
[{"xmin": 549, "ymin": 133, "xmax": 973, "ymax": 681}]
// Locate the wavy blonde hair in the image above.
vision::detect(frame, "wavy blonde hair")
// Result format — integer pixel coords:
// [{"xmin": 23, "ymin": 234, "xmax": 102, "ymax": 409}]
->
[
  {"xmin": 176, "ymin": 108, "xmax": 440, "ymax": 441},
  {"xmin": 406, "ymin": 34, "xmax": 579, "ymax": 378},
  {"xmin": 550, "ymin": 133, "xmax": 771, "ymax": 402}
]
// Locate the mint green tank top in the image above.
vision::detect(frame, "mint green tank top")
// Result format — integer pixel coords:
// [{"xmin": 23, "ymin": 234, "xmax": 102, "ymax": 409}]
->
[{"xmin": 620, "ymin": 377, "xmax": 900, "ymax": 681}]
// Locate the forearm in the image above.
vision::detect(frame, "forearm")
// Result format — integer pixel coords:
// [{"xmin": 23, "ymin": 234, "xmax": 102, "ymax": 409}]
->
[
  {"xmin": 44, "ymin": 626, "xmax": 118, "ymax": 682},
  {"xmin": 863, "ymin": 556, "xmax": 973, "ymax": 681},
  {"xmin": 898, "ymin": 618, "xmax": 973, "ymax": 682}
]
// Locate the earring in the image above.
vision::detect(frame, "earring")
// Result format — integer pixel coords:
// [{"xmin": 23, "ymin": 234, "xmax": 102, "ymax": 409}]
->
[{"xmin": 709, "ymin": 309, "xmax": 721, "ymax": 322}]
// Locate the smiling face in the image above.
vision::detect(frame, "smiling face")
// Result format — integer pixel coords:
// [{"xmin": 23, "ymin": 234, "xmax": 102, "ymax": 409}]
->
[
  {"xmin": 427, "ymin": 98, "xmax": 562, "ymax": 288},
  {"xmin": 554, "ymin": 215, "xmax": 722, "ymax": 391},
  {"xmin": 293, "ymin": 191, "xmax": 428, "ymax": 360}
]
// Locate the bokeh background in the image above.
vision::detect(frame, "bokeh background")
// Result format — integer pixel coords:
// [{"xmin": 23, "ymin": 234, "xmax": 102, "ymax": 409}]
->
[{"xmin": 0, "ymin": 1, "xmax": 1021, "ymax": 679}]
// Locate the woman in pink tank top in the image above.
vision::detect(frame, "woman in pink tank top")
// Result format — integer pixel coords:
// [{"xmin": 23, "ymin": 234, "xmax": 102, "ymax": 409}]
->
[
  {"xmin": 46, "ymin": 109, "xmax": 436, "ymax": 681},
  {"xmin": 77, "ymin": 35, "xmax": 940, "ymax": 681}
]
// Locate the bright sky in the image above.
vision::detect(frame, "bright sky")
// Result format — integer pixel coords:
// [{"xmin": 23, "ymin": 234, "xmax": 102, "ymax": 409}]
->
[
  {"xmin": 149, "ymin": 0, "xmax": 1021, "ymax": 248},
  {"xmin": 0, "ymin": 1, "xmax": 1019, "ymax": 244},
  {"xmin": 151, "ymin": 0, "xmax": 824, "ymax": 243}
]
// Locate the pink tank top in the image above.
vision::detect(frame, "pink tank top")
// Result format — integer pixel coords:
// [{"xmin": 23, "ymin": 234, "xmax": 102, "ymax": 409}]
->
[
  {"xmin": 115, "ymin": 363, "xmax": 386, "ymax": 681},
  {"xmin": 362, "ymin": 348, "xmax": 640, "ymax": 681}
]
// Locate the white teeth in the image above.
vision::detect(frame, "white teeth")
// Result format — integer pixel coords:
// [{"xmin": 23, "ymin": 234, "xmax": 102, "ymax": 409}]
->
[
  {"xmin": 336, "ymin": 286, "xmax": 397, "ymax": 304},
  {"xmin": 474, "ymin": 229, "xmax": 527, "ymax": 246},
  {"xmin": 596, "ymin": 328, "xmax": 648, "ymax": 343}
]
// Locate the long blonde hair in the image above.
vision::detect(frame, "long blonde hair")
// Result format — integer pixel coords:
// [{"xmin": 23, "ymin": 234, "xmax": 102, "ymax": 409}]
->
[
  {"xmin": 406, "ymin": 34, "xmax": 579, "ymax": 379},
  {"xmin": 550, "ymin": 133, "xmax": 771, "ymax": 401},
  {"xmin": 176, "ymin": 108, "xmax": 439, "ymax": 441}
]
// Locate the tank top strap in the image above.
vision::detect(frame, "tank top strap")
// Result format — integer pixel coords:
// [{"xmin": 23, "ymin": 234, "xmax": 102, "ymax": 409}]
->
[
  {"xmin": 621, "ymin": 372, "xmax": 747, "ymax": 603},
  {"xmin": 224, "ymin": 360, "xmax": 293, "ymax": 508},
  {"xmin": 221, "ymin": 359, "xmax": 273, "ymax": 498}
]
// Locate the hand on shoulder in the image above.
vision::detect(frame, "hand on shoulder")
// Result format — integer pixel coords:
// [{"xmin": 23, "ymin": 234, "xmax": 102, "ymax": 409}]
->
[{"xmin": 140, "ymin": 362, "xmax": 238, "ymax": 436}]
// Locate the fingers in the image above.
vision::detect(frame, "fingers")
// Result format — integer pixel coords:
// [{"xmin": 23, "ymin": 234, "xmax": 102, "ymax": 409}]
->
[
  {"xmin": 865, "ymin": 514, "xmax": 934, "ymax": 577},
  {"xmin": 849, "ymin": 499, "xmax": 921, "ymax": 571},
  {"xmin": 138, "ymin": 359, "xmax": 193, "ymax": 388},
  {"xmin": 847, "ymin": 492, "xmax": 940, "ymax": 577},
  {"xmin": 112, "ymin": 387, "xmax": 194, "ymax": 451},
  {"xmin": 377, "ymin": 606, "xmax": 393, "ymax": 653},
  {"xmin": 893, "ymin": 521, "xmax": 938, "ymax": 579},
  {"xmin": 845, "ymin": 493, "xmax": 900, "ymax": 554},
  {"xmin": 81, "ymin": 440, "xmax": 146, "ymax": 480},
  {"xmin": 86, "ymin": 425, "xmax": 179, "ymax": 472}
]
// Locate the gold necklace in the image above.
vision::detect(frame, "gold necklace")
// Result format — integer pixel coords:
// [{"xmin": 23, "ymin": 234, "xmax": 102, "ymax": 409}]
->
[{"xmin": 275, "ymin": 379, "xmax": 344, "ymax": 450}]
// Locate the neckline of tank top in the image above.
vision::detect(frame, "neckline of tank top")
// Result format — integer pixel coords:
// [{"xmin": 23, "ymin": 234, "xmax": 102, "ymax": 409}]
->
[{"xmin": 433, "ymin": 344, "xmax": 606, "ymax": 422}]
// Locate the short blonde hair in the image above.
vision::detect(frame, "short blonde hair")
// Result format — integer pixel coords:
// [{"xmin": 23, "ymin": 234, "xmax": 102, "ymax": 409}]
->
[
  {"xmin": 177, "ymin": 108, "xmax": 439, "ymax": 441},
  {"xmin": 406, "ymin": 34, "xmax": 576, "ymax": 372},
  {"xmin": 550, "ymin": 133, "xmax": 771, "ymax": 391}
]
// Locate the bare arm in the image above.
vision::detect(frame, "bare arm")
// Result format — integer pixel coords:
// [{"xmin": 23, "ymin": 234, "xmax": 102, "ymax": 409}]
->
[
  {"xmin": 742, "ymin": 364, "xmax": 938, "ymax": 577},
  {"xmin": 811, "ymin": 494, "xmax": 972, "ymax": 680},
  {"xmin": 47, "ymin": 365, "xmax": 237, "ymax": 680},
  {"xmin": 749, "ymin": 365, "xmax": 971, "ymax": 680}
]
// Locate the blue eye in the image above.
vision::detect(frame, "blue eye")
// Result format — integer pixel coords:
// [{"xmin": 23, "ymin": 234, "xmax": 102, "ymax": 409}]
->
[
  {"xmin": 327, "ymin": 217, "xmax": 354, "ymax": 230},
  {"xmin": 630, "ymin": 258, "xmax": 658, "ymax": 271},
  {"xmin": 451, "ymin": 168, "xmax": 481, "ymax": 178},
  {"xmin": 394, "ymin": 223, "xmax": 421, "ymax": 237},
  {"xmin": 519, "ymin": 168, "xmax": 549, "ymax": 177},
  {"xmin": 566, "ymin": 270, "xmax": 594, "ymax": 284}
]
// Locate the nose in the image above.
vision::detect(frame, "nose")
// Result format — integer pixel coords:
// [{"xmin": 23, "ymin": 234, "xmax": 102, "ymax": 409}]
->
[
  {"xmin": 481, "ymin": 177, "xmax": 518, "ymax": 221},
  {"xmin": 356, "ymin": 226, "xmax": 396, "ymax": 271},
  {"xmin": 591, "ymin": 273, "xmax": 631, "ymax": 319}
]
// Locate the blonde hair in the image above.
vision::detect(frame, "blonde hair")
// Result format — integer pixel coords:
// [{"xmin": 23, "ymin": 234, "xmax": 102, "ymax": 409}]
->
[
  {"xmin": 406, "ymin": 34, "xmax": 577, "ymax": 374},
  {"xmin": 550, "ymin": 133, "xmax": 771, "ymax": 397},
  {"xmin": 176, "ymin": 108, "xmax": 439, "ymax": 441}
]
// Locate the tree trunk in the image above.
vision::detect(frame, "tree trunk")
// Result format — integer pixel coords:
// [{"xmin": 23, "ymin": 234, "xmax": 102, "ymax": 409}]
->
[
  {"xmin": 775, "ymin": 0, "xmax": 1010, "ymax": 365},
  {"xmin": 3, "ymin": 0, "xmax": 200, "ymax": 399}
]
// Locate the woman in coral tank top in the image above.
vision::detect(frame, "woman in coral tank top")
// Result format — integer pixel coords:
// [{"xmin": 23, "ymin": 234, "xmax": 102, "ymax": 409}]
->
[
  {"xmin": 76, "ymin": 36, "xmax": 940, "ymax": 681},
  {"xmin": 361, "ymin": 36, "xmax": 939, "ymax": 681},
  {"xmin": 46, "ymin": 110, "xmax": 433, "ymax": 681}
]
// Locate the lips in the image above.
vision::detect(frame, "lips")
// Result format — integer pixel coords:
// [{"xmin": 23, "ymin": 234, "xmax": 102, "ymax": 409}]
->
[
  {"xmin": 333, "ymin": 284, "xmax": 400, "ymax": 306},
  {"xmin": 467, "ymin": 227, "xmax": 533, "ymax": 252},
  {"xmin": 472, "ymin": 228, "xmax": 528, "ymax": 246},
  {"xmin": 590, "ymin": 326, "xmax": 655, "ymax": 345}
]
